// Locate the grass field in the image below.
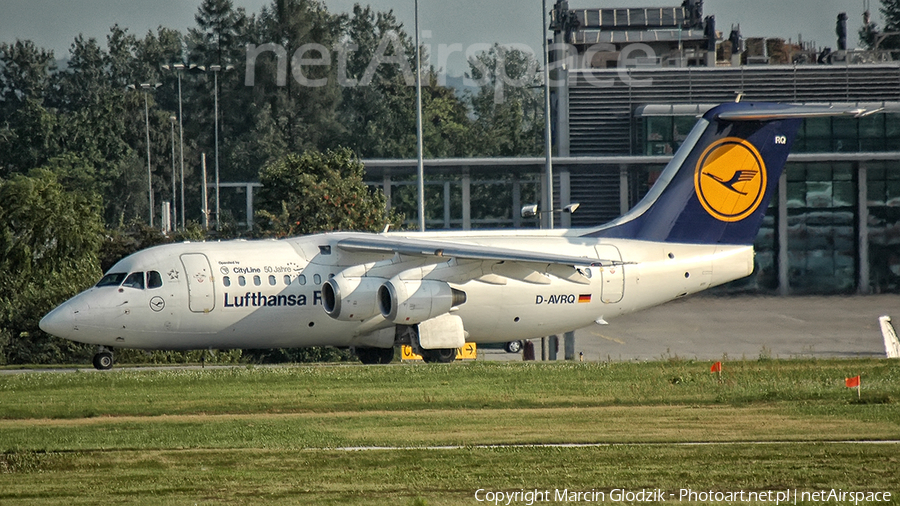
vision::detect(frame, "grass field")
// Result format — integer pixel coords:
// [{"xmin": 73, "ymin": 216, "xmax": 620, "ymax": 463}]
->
[{"xmin": 1, "ymin": 359, "xmax": 898, "ymax": 505}]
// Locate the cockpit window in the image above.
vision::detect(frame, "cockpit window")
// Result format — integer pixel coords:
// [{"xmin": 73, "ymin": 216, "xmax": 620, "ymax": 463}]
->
[
  {"xmin": 147, "ymin": 271, "xmax": 163, "ymax": 289},
  {"xmin": 122, "ymin": 272, "xmax": 145, "ymax": 290},
  {"xmin": 96, "ymin": 272, "xmax": 127, "ymax": 287}
]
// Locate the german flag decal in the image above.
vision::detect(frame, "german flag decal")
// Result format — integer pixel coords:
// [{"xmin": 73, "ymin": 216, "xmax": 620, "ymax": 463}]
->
[{"xmin": 578, "ymin": 294, "xmax": 592, "ymax": 303}]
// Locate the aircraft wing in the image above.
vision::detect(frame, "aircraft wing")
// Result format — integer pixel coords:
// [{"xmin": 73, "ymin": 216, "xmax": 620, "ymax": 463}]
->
[{"xmin": 335, "ymin": 234, "xmax": 613, "ymax": 267}]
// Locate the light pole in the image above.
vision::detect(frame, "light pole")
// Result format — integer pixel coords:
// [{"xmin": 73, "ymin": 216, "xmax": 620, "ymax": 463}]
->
[
  {"xmin": 127, "ymin": 82, "xmax": 162, "ymax": 227},
  {"xmin": 542, "ymin": 0, "xmax": 554, "ymax": 230},
  {"xmin": 162, "ymin": 63, "xmax": 186, "ymax": 229},
  {"xmin": 208, "ymin": 64, "xmax": 233, "ymax": 232},
  {"xmin": 169, "ymin": 115, "xmax": 177, "ymax": 230},
  {"xmin": 414, "ymin": 0, "xmax": 425, "ymax": 232}
]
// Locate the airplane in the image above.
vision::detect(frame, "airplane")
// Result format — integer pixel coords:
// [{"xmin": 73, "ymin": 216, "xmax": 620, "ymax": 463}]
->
[{"xmin": 40, "ymin": 101, "xmax": 872, "ymax": 369}]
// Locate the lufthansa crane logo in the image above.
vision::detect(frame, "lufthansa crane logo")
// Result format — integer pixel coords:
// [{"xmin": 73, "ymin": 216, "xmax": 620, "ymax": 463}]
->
[{"xmin": 694, "ymin": 137, "xmax": 767, "ymax": 222}]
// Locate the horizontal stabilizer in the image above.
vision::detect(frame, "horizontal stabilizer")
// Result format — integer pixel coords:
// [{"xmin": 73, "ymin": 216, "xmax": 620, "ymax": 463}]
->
[{"xmin": 716, "ymin": 104, "xmax": 877, "ymax": 121}]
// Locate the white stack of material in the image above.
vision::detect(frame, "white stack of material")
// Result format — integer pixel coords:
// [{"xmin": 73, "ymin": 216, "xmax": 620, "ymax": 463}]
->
[{"xmin": 879, "ymin": 316, "xmax": 900, "ymax": 358}]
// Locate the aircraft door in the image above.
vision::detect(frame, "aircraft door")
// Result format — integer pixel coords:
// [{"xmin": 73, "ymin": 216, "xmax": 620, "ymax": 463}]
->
[
  {"xmin": 180, "ymin": 253, "xmax": 216, "ymax": 313},
  {"xmin": 595, "ymin": 245, "xmax": 624, "ymax": 303}
]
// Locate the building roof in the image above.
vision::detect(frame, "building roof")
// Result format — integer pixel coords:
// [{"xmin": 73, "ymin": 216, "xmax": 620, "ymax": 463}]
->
[
  {"xmin": 572, "ymin": 29, "xmax": 707, "ymax": 45},
  {"xmin": 573, "ymin": 7, "xmax": 688, "ymax": 29}
]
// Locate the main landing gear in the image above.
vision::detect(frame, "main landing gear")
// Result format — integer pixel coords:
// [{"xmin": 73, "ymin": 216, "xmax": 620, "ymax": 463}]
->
[
  {"xmin": 504, "ymin": 340, "xmax": 523, "ymax": 353},
  {"xmin": 420, "ymin": 348, "xmax": 456, "ymax": 364},
  {"xmin": 92, "ymin": 347, "xmax": 114, "ymax": 370},
  {"xmin": 355, "ymin": 326, "xmax": 457, "ymax": 365},
  {"xmin": 354, "ymin": 346, "xmax": 456, "ymax": 364}
]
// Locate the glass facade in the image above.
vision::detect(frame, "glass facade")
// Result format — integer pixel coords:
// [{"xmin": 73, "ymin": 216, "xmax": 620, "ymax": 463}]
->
[
  {"xmin": 637, "ymin": 113, "xmax": 900, "ymax": 294},
  {"xmin": 867, "ymin": 161, "xmax": 900, "ymax": 293},
  {"xmin": 640, "ymin": 114, "xmax": 900, "ymax": 155},
  {"xmin": 386, "ymin": 174, "xmax": 542, "ymax": 229},
  {"xmin": 640, "ymin": 116, "xmax": 698, "ymax": 155},
  {"xmin": 794, "ymin": 113, "xmax": 900, "ymax": 153},
  {"xmin": 785, "ymin": 163, "xmax": 857, "ymax": 294},
  {"xmin": 738, "ymin": 205, "xmax": 778, "ymax": 293}
]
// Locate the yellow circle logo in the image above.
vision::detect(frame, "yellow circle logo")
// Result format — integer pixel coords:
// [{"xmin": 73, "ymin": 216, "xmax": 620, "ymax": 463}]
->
[{"xmin": 694, "ymin": 137, "xmax": 767, "ymax": 222}]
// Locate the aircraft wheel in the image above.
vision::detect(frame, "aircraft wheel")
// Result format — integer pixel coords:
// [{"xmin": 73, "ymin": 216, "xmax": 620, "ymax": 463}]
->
[
  {"xmin": 504, "ymin": 340, "xmax": 523, "ymax": 353},
  {"xmin": 421, "ymin": 348, "xmax": 455, "ymax": 363},
  {"xmin": 356, "ymin": 347, "xmax": 394, "ymax": 365},
  {"xmin": 376, "ymin": 347, "xmax": 394, "ymax": 364},
  {"xmin": 93, "ymin": 351, "xmax": 114, "ymax": 370}
]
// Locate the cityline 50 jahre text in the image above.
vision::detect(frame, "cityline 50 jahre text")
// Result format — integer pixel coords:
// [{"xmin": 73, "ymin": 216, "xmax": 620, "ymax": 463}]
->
[{"xmin": 474, "ymin": 488, "xmax": 893, "ymax": 505}]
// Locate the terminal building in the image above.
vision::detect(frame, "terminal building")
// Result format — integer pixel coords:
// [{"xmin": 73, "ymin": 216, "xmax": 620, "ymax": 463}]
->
[
  {"xmin": 543, "ymin": 0, "xmax": 900, "ymax": 296},
  {"xmin": 224, "ymin": 1, "xmax": 900, "ymax": 296}
]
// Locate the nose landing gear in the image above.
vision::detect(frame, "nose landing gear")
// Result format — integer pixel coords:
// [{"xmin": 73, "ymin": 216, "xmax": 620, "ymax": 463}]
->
[{"xmin": 92, "ymin": 347, "xmax": 114, "ymax": 370}]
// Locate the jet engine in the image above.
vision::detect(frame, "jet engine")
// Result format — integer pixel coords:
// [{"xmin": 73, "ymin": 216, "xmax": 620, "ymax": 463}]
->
[
  {"xmin": 377, "ymin": 278, "xmax": 466, "ymax": 324},
  {"xmin": 321, "ymin": 273, "xmax": 384, "ymax": 321}
]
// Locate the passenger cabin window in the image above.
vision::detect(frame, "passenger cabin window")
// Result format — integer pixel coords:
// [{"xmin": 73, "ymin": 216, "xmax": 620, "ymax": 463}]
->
[
  {"xmin": 122, "ymin": 272, "xmax": 145, "ymax": 290},
  {"xmin": 298, "ymin": 274, "xmax": 307, "ymax": 285},
  {"xmin": 96, "ymin": 272, "xmax": 127, "ymax": 287},
  {"xmin": 238, "ymin": 276, "xmax": 246, "ymax": 286},
  {"xmin": 253, "ymin": 275, "xmax": 261, "ymax": 286},
  {"xmin": 269, "ymin": 275, "xmax": 276, "ymax": 286},
  {"xmin": 283, "ymin": 275, "xmax": 291, "ymax": 285},
  {"xmin": 147, "ymin": 271, "xmax": 163, "ymax": 289},
  {"xmin": 223, "ymin": 276, "xmax": 232, "ymax": 287}
]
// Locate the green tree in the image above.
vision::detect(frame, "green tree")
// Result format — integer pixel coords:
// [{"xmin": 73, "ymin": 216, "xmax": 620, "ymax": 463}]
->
[
  {"xmin": 337, "ymin": 5, "xmax": 416, "ymax": 157},
  {"xmin": 49, "ymin": 27, "xmax": 184, "ymax": 227},
  {"xmin": 0, "ymin": 41, "xmax": 58, "ymax": 176},
  {"xmin": 98, "ymin": 220, "xmax": 207, "ymax": 273},
  {"xmin": 255, "ymin": 147, "xmax": 401, "ymax": 237},
  {"xmin": 190, "ymin": 0, "xmax": 249, "ymax": 66},
  {"xmin": 0, "ymin": 169, "xmax": 104, "ymax": 364},
  {"xmin": 0, "ymin": 40, "xmax": 55, "ymax": 117},
  {"xmin": 250, "ymin": 146, "xmax": 400, "ymax": 364},
  {"xmin": 467, "ymin": 44, "xmax": 543, "ymax": 157},
  {"xmin": 861, "ymin": 1, "xmax": 900, "ymax": 49},
  {"xmin": 337, "ymin": 5, "xmax": 473, "ymax": 159},
  {"xmin": 51, "ymin": 35, "xmax": 135, "ymax": 223},
  {"xmin": 0, "ymin": 98, "xmax": 59, "ymax": 176},
  {"xmin": 252, "ymin": 0, "xmax": 344, "ymax": 151},
  {"xmin": 881, "ymin": 0, "xmax": 900, "ymax": 49}
]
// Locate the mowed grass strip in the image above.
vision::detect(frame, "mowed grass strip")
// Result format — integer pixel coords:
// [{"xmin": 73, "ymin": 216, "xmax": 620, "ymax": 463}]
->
[
  {"xmin": 1, "ymin": 359, "xmax": 899, "ymax": 505},
  {"xmin": 1, "ymin": 444, "xmax": 898, "ymax": 505},
  {"xmin": 1, "ymin": 359, "xmax": 897, "ymax": 419},
  {"xmin": 1, "ymin": 405, "xmax": 898, "ymax": 452},
  {"xmin": 1, "ymin": 359, "xmax": 897, "ymax": 451}
]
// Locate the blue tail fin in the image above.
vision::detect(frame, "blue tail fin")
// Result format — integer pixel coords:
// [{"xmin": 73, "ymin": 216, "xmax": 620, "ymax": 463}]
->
[{"xmin": 585, "ymin": 102, "xmax": 859, "ymax": 245}]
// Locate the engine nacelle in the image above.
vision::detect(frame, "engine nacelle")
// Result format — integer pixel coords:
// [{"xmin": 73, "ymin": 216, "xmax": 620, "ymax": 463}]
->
[
  {"xmin": 378, "ymin": 278, "xmax": 466, "ymax": 324},
  {"xmin": 321, "ymin": 273, "xmax": 384, "ymax": 321}
]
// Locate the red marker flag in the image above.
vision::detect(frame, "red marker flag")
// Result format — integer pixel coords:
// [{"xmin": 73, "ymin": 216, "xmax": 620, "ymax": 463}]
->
[
  {"xmin": 710, "ymin": 361, "xmax": 722, "ymax": 373},
  {"xmin": 845, "ymin": 375, "xmax": 860, "ymax": 388}
]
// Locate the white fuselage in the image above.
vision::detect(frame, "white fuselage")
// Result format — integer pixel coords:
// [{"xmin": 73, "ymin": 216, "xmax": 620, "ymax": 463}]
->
[{"xmin": 41, "ymin": 230, "xmax": 754, "ymax": 351}]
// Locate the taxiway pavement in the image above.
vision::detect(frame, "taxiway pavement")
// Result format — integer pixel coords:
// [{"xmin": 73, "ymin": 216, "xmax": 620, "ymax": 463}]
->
[{"xmin": 481, "ymin": 294, "xmax": 900, "ymax": 362}]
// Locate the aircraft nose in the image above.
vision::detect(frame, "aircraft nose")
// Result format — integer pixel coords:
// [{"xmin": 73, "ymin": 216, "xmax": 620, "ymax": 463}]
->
[{"xmin": 39, "ymin": 299, "xmax": 85, "ymax": 339}]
